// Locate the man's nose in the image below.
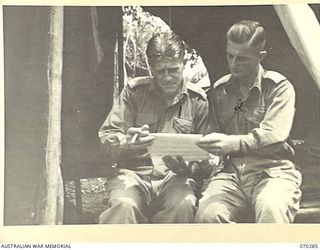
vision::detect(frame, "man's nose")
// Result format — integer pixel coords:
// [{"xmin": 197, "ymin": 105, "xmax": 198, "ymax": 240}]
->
[
  {"xmin": 230, "ymin": 57, "xmax": 238, "ymax": 67},
  {"xmin": 164, "ymin": 70, "xmax": 172, "ymax": 81}
]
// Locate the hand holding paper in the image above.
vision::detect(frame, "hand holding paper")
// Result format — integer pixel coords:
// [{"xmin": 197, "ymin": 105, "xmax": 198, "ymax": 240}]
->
[{"xmin": 197, "ymin": 132, "xmax": 240, "ymax": 156}]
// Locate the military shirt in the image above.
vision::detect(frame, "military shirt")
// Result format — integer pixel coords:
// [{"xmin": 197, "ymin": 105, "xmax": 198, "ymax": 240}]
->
[
  {"xmin": 99, "ymin": 76, "xmax": 209, "ymax": 175},
  {"xmin": 209, "ymin": 65, "xmax": 297, "ymax": 172}
]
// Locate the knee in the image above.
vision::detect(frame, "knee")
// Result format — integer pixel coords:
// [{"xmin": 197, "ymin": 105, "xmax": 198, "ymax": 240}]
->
[
  {"xmin": 195, "ymin": 202, "xmax": 231, "ymax": 223},
  {"xmin": 111, "ymin": 197, "xmax": 140, "ymax": 212},
  {"xmin": 177, "ymin": 198, "xmax": 197, "ymax": 213},
  {"xmin": 256, "ymin": 192, "xmax": 287, "ymax": 213},
  {"xmin": 255, "ymin": 193, "xmax": 291, "ymax": 223},
  {"xmin": 99, "ymin": 197, "xmax": 144, "ymax": 224},
  {"xmin": 152, "ymin": 198, "xmax": 196, "ymax": 223},
  {"xmin": 166, "ymin": 195, "xmax": 197, "ymax": 216}
]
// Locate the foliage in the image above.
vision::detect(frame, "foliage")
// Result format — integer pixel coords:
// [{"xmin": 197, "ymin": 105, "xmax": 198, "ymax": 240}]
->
[
  {"xmin": 123, "ymin": 6, "xmax": 170, "ymax": 77},
  {"xmin": 123, "ymin": 6, "xmax": 209, "ymax": 86}
]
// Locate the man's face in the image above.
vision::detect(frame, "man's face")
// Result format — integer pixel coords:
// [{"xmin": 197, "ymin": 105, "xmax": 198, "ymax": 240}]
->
[
  {"xmin": 150, "ymin": 57, "xmax": 184, "ymax": 97},
  {"xmin": 226, "ymin": 40, "xmax": 264, "ymax": 80}
]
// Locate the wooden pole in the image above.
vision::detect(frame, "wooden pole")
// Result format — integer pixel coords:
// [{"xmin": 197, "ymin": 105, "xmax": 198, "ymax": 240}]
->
[
  {"xmin": 41, "ymin": 6, "xmax": 64, "ymax": 225},
  {"xmin": 118, "ymin": 7, "xmax": 124, "ymax": 90},
  {"xmin": 113, "ymin": 35, "xmax": 119, "ymax": 105},
  {"xmin": 55, "ymin": 166, "xmax": 64, "ymax": 225}
]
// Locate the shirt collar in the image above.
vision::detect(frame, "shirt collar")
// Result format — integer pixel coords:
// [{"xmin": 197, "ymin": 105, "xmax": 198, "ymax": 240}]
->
[
  {"xmin": 149, "ymin": 77, "xmax": 188, "ymax": 103},
  {"xmin": 225, "ymin": 64, "xmax": 265, "ymax": 94},
  {"xmin": 250, "ymin": 64, "xmax": 265, "ymax": 93}
]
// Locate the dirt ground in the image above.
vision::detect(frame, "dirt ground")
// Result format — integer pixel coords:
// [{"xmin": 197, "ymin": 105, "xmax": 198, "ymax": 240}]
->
[{"xmin": 64, "ymin": 178, "xmax": 110, "ymax": 224}]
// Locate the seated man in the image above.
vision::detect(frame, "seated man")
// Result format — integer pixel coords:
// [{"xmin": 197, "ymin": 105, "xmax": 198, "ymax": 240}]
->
[
  {"xmin": 98, "ymin": 31, "xmax": 210, "ymax": 223},
  {"xmin": 195, "ymin": 20, "xmax": 302, "ymax": 223}
]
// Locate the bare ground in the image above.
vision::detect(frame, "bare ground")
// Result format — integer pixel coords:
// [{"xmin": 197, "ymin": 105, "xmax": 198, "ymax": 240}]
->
[{"xmin": 64, "ymin": 178, "xmax": 109, "ymax": 224}]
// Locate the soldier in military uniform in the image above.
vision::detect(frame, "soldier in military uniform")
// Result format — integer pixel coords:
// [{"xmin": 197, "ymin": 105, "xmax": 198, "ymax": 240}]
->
[
  {"xmin": 195, "ymin": 20, "xmax": 302, "ymax": 223},
  {"xmin": 98, "ymin": 31, "xmax": 210, "ymax": 223}
]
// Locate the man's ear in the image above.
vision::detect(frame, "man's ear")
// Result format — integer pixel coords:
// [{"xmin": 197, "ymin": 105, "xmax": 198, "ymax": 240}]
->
[{"xmin": 259, "ymin": 50, "xmax": 267, "ymax": 61}]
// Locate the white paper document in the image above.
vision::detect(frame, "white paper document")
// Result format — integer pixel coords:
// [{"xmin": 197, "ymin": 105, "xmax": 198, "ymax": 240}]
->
[{"xmin": 147, "ymin": 133, "xmax": 210, "ymax": 166}]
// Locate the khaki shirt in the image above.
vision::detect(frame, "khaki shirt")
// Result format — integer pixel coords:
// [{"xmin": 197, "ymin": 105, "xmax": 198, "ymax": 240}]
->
[
  {"xmin": 209, "ymin": 65, "xmax": 297, "ymax": 173},
  {"xmin": 99, "ymin": 76, "xmax": 209, "ymax": 176}
]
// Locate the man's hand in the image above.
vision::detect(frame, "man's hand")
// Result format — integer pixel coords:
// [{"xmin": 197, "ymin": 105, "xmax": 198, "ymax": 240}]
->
[
  {"xmin": 162, "ymin": 155, "xmax": 191, "ymax": 177},
  {"xmin": 162, "ymin": 155, "xmax": 224, "ymax": 179},
  {"xmin": 196, "ymin": 132, "xmax": 240, "ymax": 156},
  {"xmin": 125, "ymin": 124, "xmax": 155, "ymax": 151},
  {"xmin": 106, "ymin": 125, "xmax": 154, "ymax": 169},
  {"xmin": 191, "ymin": 155, "xmax": 224, "ymax": 179}
]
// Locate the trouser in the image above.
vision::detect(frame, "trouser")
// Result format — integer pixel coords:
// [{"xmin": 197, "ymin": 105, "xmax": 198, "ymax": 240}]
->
[
  {"xmin": 99, "ymin": 168, "xmax": 198, "ymax": 224},
  {"xmin": 194, "ymin": 160, "xmax": 302, "ymax": 223}
]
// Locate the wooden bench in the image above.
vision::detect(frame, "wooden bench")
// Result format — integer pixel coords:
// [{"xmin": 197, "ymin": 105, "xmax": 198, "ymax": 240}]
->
[{"xmin": 293, "ymin": 139, "xmax": 320, "ymax": 223}]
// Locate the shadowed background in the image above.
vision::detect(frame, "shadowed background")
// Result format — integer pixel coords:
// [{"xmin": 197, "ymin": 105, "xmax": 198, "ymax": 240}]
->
[{"xmin": 4, "ymin": 5, "xmax": 320, "ymax": 225}]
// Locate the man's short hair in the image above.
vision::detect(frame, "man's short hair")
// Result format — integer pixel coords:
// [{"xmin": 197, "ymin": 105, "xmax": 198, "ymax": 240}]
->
[
  {"xmin": 226, "ymin": 20, "xmax": 267, "ymax": 50},
  {"xmin": 146, "ymin": 31, "xmax": 185, "ymax": 65}
]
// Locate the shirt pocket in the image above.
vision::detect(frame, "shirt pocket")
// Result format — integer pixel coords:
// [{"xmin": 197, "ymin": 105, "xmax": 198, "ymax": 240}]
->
[
  {"xmin": 245, "ymin": 108, "xmax": 265, "ymax": 129},
  {"xmin": 218, "ymin": 109, "xmax": 235, "ymax": 130},
  {"xmin": 173, "ymin": 116, "xmax": 194, "ymax": 134},
  {"xmin": 135, "ymin": 113, "xmax": 158, "ymax": 132}
]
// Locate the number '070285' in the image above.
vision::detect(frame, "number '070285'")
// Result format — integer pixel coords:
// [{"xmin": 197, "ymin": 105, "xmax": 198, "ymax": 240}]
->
[{"xmin": 300, "ymin": 244, "xmax": 318, "ymax": 248}]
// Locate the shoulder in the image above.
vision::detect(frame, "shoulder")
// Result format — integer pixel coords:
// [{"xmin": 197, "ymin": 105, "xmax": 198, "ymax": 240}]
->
[
  {"xmin": 262, "ymin": 70, "xmax": 295, "ymax": 99},
  {"xmin": 213, "ymin": 74, "xmax": 232, "ymax": 89},
  {"xmin": 262, "ymin": 70, "xmax": 288, "ymax": 84},
  {"xmin": 186, "ymin": 81, "xmax": 208, "ymax": 100},
  {"xmin": 121, "ymin": 76, "xmax": 153, "ymax": 101},
  {"xmin": 262, "ymin": 70, "xmax": 294, "ymax": 92},
  {"xmin": 127, "ymin": 76, "xmax": 154, "ymax": 90}
]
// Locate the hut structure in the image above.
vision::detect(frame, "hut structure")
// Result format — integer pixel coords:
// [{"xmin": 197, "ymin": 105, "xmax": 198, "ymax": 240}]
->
[{"xmin": 3, "ymin": 5, "xmax": 320, "ymax": 225}]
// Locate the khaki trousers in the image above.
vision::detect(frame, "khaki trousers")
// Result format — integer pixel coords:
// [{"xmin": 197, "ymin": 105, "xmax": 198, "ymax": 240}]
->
[
  {"xmin": 99, "ymin": 169, "xmax": 198, "ymax": 224},
  {"xmin": 194, "ymin": 160, "xmax": 302, "ymax": 223}
]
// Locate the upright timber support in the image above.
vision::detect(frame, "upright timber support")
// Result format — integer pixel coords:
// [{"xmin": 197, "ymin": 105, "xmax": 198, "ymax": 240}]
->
[
  {"xmin": 40, "ymin": 6, "xmax": 64, "ymax": 225},
  {"xmin": 118, "ymin": 9, "xmax": 124, "ymax": 90}
]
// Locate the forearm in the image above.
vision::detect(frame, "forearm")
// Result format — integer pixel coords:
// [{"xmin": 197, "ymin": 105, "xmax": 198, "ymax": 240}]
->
[{"xmin": 229, "ymin": 132, "xmax": 287, "ymax": 157}]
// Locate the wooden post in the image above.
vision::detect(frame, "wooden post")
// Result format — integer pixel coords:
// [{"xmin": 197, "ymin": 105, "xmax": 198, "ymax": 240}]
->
[
  {"xmin": 118, "ymin": 7, "xmax": 124, "ymax": 90},
  {"xmin": 41, "ymin": 6, "xmax": 64, "ymax": 225},
  {"xmin": 113, "ymin": 36, "xmax": 119, "ymax": 104},
  {"xmin": 55, "ymin": 166, "xmax": 64, "ymax": 225}
]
